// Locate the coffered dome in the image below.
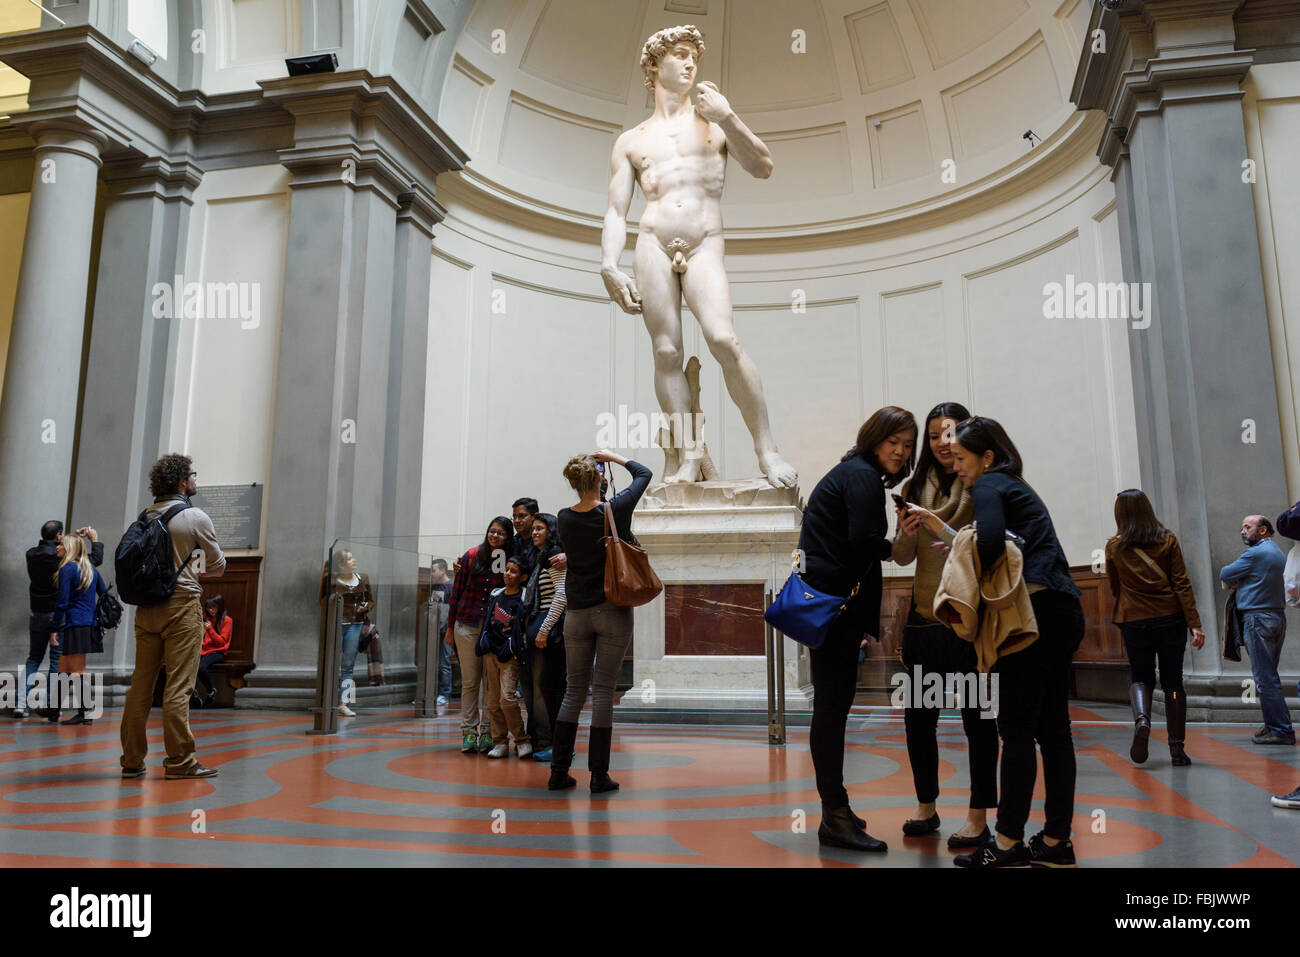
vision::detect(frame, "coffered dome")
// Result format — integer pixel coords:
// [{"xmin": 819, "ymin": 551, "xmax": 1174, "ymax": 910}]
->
[{"xmin": 438, "ymin": 0, "xmax": 1096, "ymax": 235}]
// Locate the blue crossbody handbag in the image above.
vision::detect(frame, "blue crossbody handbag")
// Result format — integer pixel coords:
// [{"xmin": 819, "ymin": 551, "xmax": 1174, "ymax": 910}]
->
[{"xmin": 764, "ymin": 554, "xmax": 865, "ymax": 650}]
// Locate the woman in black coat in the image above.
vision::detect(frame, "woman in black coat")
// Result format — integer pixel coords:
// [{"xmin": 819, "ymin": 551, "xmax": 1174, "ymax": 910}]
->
[{"xmin": 799, "ymin": 405, "xmax": 917, "ymax": 851}]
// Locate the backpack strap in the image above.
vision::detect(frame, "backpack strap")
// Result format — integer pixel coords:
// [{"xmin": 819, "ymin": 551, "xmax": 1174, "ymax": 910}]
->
[{"xmin": 151, "ymin": 502, "xmax": 198, "ymax": 583}]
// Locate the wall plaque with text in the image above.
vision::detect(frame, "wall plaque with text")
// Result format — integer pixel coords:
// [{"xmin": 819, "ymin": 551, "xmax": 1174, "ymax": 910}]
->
[{"xmin": 190, "ymin": 484, "xmax": 263, "ymax": 548}]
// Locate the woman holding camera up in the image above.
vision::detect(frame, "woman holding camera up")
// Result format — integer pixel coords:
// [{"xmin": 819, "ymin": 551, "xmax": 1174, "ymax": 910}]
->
[{"xmin": 548, "ymin": 450, "xmax": 652, "ymax": 794}]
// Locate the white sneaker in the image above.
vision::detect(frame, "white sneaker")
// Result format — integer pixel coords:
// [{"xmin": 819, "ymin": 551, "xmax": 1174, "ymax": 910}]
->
[
  {"xmin": 487, "ymin": 744, "xmax": 508, "ymax": 758},
  {"xmin": 436, "ymin": 695, "xmax": 448, "ymax": 707},
  {"xmin": 517, "ymin": 742, "xmax": 533, "ymax": 758},
  {"xmin": 338, "ymin": 704, "xmax": 356, "ymax": 717}
]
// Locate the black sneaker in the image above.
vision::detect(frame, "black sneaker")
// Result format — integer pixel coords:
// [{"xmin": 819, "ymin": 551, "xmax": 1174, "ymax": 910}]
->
[
  {"xmin": 1027, "ymin": 831, "xmax": 1076, "ymax": 867},
  {"xmin": 954, "ymin": 837, "xmax": 1030, "ymax": 868},
  {"xmin": 1271, "ymin": 786, "xmax": 1300, "ymax": 810}
]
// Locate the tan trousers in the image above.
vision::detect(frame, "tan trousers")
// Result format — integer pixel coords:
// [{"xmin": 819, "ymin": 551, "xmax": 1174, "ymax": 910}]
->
[
  {"xmin": 452, "ymin": 622, "xmax": 490, "ymax": 735},
  {"xmin": 484, "ymin": 655, "xmax": 528, "ymax": 746},
  {"xmin": 120, "ymin": 590, "xmax": 204, "ymax": 771}
]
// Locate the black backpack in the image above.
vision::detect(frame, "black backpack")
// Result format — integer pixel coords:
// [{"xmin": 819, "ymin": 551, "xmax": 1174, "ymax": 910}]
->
[
  {"xmin": 114, "ymin": 503, "xmax": 195, "ymax": 606},
  {"xmin": 96, "ymin": 582, "xmax": 123, "ymax": 630}
]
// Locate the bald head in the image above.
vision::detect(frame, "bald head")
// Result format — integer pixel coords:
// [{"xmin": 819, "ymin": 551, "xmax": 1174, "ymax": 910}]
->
[{"xmin": 1241, "ymin": 515, "xmax": 1273, "ymax": 545}]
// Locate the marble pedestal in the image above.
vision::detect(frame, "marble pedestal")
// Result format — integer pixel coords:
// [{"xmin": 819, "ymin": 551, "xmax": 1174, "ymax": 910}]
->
[{"xmin": 613, "ymin": 478, "xmax": 812, "ymax": 715}]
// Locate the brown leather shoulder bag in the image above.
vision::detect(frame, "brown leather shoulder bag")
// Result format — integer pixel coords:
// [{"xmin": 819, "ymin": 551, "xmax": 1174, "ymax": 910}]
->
[{"xmin": 602, "ymin": 500, "xmax": 662, "ymax": 607}]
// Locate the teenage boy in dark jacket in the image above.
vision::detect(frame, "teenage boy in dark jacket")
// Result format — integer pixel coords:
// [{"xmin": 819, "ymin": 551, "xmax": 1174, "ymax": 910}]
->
[{"xmin": 19, "ymin": 522, "xmax": 102, "ymax": 719}]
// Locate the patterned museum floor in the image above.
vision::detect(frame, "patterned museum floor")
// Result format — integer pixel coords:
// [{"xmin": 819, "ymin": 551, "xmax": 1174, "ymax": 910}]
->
[{"xmin": 0, "ymin": 702, "xmax": 1296, "ymax": 867}]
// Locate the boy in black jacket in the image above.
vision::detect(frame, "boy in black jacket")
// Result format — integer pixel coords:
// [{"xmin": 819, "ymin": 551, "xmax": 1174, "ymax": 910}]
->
[{"xmin": 478, "ymin": 557, "xmax": 531, "ymax": 758}]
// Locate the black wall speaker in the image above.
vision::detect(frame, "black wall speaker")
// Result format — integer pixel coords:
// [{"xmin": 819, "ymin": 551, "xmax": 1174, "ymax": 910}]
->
[{"xmin": 285, "ymin": 53, "xmax": 339, "ymax": 77}]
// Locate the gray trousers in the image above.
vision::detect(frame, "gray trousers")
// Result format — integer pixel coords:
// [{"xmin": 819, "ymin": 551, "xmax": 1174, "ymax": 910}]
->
[{"xmin": 556, "ymin": 601, "xmax": 632, "ymax": 728}]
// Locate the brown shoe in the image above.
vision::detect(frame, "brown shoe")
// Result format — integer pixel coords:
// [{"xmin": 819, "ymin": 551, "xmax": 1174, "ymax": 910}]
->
[
  {"xmin": 164, "ymin": 762, "xmax": 219, "ymax": 780},
  {"xmin": 121, "ymin": 766, "xmax": 146, "ymax": 779}
]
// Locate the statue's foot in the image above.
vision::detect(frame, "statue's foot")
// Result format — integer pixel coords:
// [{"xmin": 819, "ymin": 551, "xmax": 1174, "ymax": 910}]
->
[
  {"xmin": 758, "ymin": 450, "xmax": 798, "ymax": 489},
  {"xmin": 664, "ymin": 455, "xmax": 703, "ymax": 484}
]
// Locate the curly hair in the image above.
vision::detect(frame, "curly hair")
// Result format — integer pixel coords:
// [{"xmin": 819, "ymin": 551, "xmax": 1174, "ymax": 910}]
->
[
  {"xmin": 640, "ymin": 24, "xmax": 705, "ymax": 92},
  {"xmin": 563, "ymin": 455, "xmax": 601, "ymax": 495},
  {"xmin": 149, "ymin": 453, "xmax": 193, "ymax": 498}
]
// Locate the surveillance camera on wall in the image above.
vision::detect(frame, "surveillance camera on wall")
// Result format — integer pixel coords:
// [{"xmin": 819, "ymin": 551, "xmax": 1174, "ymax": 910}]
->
[{"xmin": 127, "ymin": 38, "xmax": 158, "ymax": 66}]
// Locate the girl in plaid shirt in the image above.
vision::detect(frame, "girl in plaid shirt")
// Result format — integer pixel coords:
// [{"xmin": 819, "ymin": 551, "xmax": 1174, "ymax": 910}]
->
[{"xmin": 446, "ymin": 517, "xmax": 514, "ymax": 753}]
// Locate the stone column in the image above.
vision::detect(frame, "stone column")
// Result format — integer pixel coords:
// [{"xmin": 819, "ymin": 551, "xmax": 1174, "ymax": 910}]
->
[
  {"xmin": 250, "ymin": 115, "xmax": 407, "ymax": 703},
  {"xmin": 248, "ymin": 73, "xmax": 466, "ymax": 706},
  {"xmin": 1073, "ymin": 0, "xmax": 1295, "ymax": 718},
  {"xmin": 68, "ymin": 157, "xmax": 203, "ymax": 685},
  {"xmin": 0, "ymin": 122, "xmax": 105, "ymax": 641},
  {"xmin": 379, "ymin": 188, "xmax": 440, "ymax": 660}
]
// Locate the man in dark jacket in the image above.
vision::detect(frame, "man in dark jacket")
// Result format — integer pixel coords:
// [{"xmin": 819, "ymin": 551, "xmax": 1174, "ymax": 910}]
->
[{"xmin": 20, "ymin": 521, "xmax": 102, "ymax": 718}]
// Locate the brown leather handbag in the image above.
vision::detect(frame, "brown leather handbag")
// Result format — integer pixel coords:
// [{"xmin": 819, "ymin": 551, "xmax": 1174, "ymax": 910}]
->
[{"xmin": 602, "ymin": 500, "xmax": 662, "ymax": 607}]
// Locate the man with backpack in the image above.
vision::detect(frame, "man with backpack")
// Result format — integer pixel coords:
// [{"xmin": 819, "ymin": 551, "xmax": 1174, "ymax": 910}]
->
[{"xmin": 118, "ymin": 454, "xmax": 226, "ymax": 780}]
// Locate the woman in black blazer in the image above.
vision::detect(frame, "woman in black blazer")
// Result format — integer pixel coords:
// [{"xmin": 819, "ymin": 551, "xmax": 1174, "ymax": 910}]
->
[{"xmin": 798, "ymin": 405, "xmax": 917, "ymax": 851}]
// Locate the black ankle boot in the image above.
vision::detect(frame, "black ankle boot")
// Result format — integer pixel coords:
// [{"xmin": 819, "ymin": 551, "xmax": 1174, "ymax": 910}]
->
[
  {"xmin": 548, "ymin": 719, "xmax": 578, "ymax": 790},
  {"xmin": 588, "ymin": 725, "xmax": 619, "ymax": 793},
  {"xmin": 818, "ymin": 805, "xmax": 887, "ymax": 852},
  {"xmin": 1166, "ymin": 690, "xmax": 1191, "ymax": 766},
  {"xmin": 1129, "ymin": 682, "xmax": 1152, "ymax": 764}
]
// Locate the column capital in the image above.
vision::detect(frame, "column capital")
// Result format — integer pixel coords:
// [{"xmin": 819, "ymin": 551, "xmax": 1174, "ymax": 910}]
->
[
  {"xmin": 25, "ymin": 120, "xmax": 110, "ymax": 167},
  {"xmin": 1072, "ymin": 0, "xmax": 1256, "ymax": 172},
  {"xmin": 100, "ymin": 154, "xmax": 205, "ymax": 203},
  {"xmin": 395, "ymin": 185, "xmax": 444, "ymax": 239},
  {"xmin": 262, "ymin": 69, "xmax": 467, "ymax": 209}
]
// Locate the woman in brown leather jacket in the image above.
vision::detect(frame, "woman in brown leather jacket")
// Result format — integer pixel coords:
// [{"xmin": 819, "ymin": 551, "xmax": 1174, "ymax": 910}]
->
[
  {"xmin": 318, "ymin": 550, "xmax": 374, "ymax": 717},
  {"xmin": 1105, "ymin": 490, "xmax": 1205, "ymax": 766}
]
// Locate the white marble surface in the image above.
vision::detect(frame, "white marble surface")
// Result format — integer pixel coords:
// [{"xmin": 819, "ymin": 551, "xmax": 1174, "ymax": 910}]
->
[{"xmin": 618, "ymin": 495, "xmax": 811, "ymax": 711}]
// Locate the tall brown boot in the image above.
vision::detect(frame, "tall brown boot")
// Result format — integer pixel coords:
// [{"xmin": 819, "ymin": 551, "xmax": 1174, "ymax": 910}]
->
[
  {"xmin": 1166, "ymin": 689, "xmax": 1191, "ymax": 766},
  {"xmin": 1129, "ymin": 683, "xmax": 1152, "ymax": 764}
]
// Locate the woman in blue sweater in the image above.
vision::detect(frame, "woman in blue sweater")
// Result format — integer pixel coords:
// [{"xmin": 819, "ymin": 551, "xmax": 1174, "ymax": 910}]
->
[{"xmin": 50, "ymin": 533, "xmax": 108, "ymax": 725}]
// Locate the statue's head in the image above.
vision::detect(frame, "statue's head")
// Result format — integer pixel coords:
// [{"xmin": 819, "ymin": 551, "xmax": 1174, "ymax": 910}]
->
[{"xmin": 640, "ymin": 25, "xmax": 705, "ymax": 93}]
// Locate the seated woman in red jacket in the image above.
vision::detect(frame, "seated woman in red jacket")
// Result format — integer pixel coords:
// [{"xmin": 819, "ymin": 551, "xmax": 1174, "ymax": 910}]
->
[{"xmin": 195, "ymin": 595, "xmax": 233, "ymax": 709}]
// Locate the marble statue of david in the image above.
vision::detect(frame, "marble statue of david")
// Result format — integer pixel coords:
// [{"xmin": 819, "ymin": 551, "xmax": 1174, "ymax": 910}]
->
[{"xmin": 600, "ymin": 25, "xmax": 798, "ymax": 489}]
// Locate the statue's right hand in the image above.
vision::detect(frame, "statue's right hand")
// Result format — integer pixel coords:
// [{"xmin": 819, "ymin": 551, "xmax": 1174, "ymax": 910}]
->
[{"xmin": 602, "ymin": 267, "xmax": 642, "ymax": 314}]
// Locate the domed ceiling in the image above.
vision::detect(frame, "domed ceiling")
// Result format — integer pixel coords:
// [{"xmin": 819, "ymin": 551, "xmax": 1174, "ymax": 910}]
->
[{"xmin": 439, "ymin": 0, "xmax": 1096, "ymax": 234}]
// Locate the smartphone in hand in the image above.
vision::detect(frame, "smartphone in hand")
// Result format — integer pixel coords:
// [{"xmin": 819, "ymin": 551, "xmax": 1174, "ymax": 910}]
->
[{"xmin": 890, "ymin": 493, "xmax": 906, "ymax": 510}]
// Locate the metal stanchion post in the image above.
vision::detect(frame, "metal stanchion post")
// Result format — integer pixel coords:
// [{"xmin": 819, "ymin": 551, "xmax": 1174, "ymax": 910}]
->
[
  {"xmin": 310, "ymin": 595, "xmax": 343, "ymax": 735},
  {"xmin": 765, "ymin": 593, "xmax": 777, "ymax": 745},
  {"xmin": 413, "ymin": 599, "xmax": 435, "ymax": 718},
  {"xmin": 775, "ymin": 622, "xmax": 786, "ymax": 746},
  {"xmin": 765, "ymin": 590, "xmax": 786, "ymax": 747}
]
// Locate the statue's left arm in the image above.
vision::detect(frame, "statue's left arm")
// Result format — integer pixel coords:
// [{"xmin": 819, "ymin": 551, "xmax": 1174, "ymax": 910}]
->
[{"xmin": 695, "ymin": 81, "xmax": 773, "ymax": 179}]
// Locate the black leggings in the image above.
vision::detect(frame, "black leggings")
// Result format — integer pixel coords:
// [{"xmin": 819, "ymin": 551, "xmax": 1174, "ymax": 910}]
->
[
  {"xmin": 809, "ymin": 614, "xmax": 863, "ymax": 810},
  {"xmin": 1121, "ymin": 614, "xmax": 1187, "ymax": 693},
  {"xmin": 196, "ymin": 652, "xmax": 225, "ymax": 696},
  {"xmin": 901, "ymin": 613, "xmax": 999, "ymax": 809},
  {"xmin": 993, "ymin": 589, "xmax": 1085, "ymax": 842}
]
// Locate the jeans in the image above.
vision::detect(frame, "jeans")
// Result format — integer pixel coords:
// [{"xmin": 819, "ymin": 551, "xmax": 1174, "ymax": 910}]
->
[
  {"xmin": 196, "ymin": 651, "xmax": 226, "ymax": 697},
  {"xmin": 809, "ymin": 613, "xmax": 863, "ymax": 810},
  {"xmin": 557, "ymin": 601, "xmax": 632, "ymax": 728},
  {"xmin": 900, "ymin": 612, "xmax": 999, "ymax": 809},
  {"xmin": 340, "ymin": 621, "xmax": 362, "ymax": 704},
  {"xmin": 1121, "ymin": 613, "xmax": 1187, "ymax": 693},
  {"xmin": 1243, "ymin": 610, "xmax": 1292, "ymax": 736},
  {"xmin": 120, "ymin": 590, "xmax": 204, "ymax": 772},
  {"xmin": 437, "ymin": 639, "xmax": 452, "ymax": 697},
  {"xmin": 993, "ymin": 588, "xmax": 1085, "ymax": 842},
  {"xmin": 24, "ymin": 611, "xmax": 59, "ymax": 709}
]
